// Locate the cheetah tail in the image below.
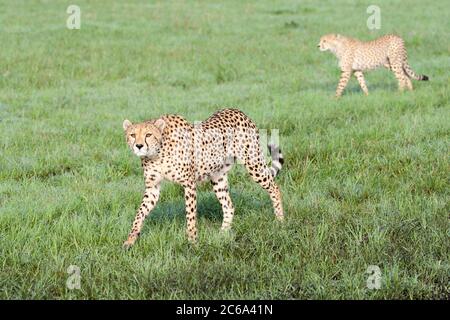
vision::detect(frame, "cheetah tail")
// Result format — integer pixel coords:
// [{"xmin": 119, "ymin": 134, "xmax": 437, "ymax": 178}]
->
[
  {"xmin": 268, "ymin": 143, "xmax": 284, "ymax": 178},
  {"xmin": 403, "ymin": 63, "xmax": 429, "ymax": 81}
]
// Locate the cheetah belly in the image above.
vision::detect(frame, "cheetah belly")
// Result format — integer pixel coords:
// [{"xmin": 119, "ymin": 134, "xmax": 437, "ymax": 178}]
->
[{"xmin": 193, "ymin": 130, "xmax": 230, "ymax": 182}]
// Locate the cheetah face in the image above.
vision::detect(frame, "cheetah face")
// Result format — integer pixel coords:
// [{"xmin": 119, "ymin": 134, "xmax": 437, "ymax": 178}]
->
[
  {"xmin": 122, "ymin": 119, "xmax": 166, "ymax": 158},
  {"xmin": 318, "ymin": 34, "xmax": 338, "ymax": 52}
]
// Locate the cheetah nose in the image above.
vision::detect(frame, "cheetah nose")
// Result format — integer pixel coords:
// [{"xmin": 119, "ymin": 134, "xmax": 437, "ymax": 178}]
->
[{"xmin": 135, "ymin": 144, "xmax": 144, "ymax": 150}]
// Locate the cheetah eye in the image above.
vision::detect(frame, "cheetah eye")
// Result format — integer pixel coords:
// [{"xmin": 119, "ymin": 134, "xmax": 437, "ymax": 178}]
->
[
  {"xmin": 130, "ymin": 133, "xmax": 136, "ymax": 138},
  {"xmin": 146, "ymin": 133, "xmax": 152, "ymax": 138}
]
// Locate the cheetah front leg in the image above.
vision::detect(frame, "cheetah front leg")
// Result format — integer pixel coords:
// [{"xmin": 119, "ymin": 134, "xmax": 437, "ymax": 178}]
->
[
  {"xmin": 211, "ymin": 174, "xmax": 235, "ymax": 231},
  {"xmin": 184, "ymin": 183, "xmax": 198, "ymax": 243},
  {"xmin": 354, "ymin": 71, "xmax": 369, "ymax": 95},
  {"xmin": 123, "ymin": 184, "xmax": 161, "ymax": 249},
  {"xmin": 335, "ymin": 70, "xmax": 352, "ymax": 98}
]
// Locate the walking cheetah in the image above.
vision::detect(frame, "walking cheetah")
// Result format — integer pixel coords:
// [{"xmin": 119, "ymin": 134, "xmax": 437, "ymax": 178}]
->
[
  {"xmin": 318, "ymin": 34, "xmax": 428, "ymax": 97},
  {"xmin": 122, "ymin": 108, "xmax": 284, "ymax": 248}
]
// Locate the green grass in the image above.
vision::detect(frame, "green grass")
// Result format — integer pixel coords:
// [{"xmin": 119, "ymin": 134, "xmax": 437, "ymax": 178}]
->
[{"xmin": 0, "ymin": 0, "xmax": 449, "ymax": 299}]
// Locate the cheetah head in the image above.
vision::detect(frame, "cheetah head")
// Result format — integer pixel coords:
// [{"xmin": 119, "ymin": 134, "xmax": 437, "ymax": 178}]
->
[
  {"xmin": 318, "ymin": 34, "xmax": 341, "ymax": 52},
  {"xmin": 122, "ymin": 118, "xmax": 166, "ymax": 158}
]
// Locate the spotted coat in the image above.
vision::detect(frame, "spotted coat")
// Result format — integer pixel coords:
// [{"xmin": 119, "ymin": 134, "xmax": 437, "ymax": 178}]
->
[
  {"xmin": 122, "ymin": 108, "xmax": 284, "ymax": 248},
  {"xmin": 318, "ymin": 34, "xmax": 428, "ymax": 97}
]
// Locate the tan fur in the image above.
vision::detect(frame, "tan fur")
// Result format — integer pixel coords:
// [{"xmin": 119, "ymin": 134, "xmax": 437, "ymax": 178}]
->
[
  {"xmin": 318, "ymin": 34, "xmax": 428, "ymax": 97},
  {"xmin": 122, "ymin": 108, "xmax": 284, "ymax": 248}
]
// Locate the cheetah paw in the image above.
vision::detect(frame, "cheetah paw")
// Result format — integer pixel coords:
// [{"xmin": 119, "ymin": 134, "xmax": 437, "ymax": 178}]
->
[{"xmin": 122, "ymin": 239, "xmax": 135, "ymax": 250}]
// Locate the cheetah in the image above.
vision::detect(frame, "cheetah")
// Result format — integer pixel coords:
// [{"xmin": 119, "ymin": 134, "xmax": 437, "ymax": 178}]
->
[
  {"xmin": 318, "ymin": 34, "xmax": 428, "ymax": 97},
  {"xmin": 122, "ymin": 108, "xmax": 284, "ymax": 248}
]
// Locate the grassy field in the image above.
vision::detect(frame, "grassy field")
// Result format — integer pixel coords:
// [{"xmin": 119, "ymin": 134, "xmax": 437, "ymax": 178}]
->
[{"xmin": 0, "ymin": 0, "xmax": 449, "ymax": 299}]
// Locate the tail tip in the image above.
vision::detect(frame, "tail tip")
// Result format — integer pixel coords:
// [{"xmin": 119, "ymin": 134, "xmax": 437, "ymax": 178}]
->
[{"xmin": 422, "ymin": 75, "xmax": 429, "ymax": 81}]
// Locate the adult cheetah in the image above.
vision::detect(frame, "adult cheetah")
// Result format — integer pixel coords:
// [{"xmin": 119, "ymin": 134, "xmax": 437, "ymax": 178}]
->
[
  {"xmin": 318, "ymin": 34, "xmax": 428, "ymax": 97},
  {"xmin": 122, "ymin": 108, "xmax": 284, "ymax": 248}
]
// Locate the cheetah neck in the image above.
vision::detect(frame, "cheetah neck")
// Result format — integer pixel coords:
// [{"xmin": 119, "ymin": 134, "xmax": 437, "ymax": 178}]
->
[
  {"xmin": 331, "ymin": 36, "xmax": 354, "ymax": 60},
  {"xmin": 332, "ymin": 43, "xmax": 347, "ymax": 60}
]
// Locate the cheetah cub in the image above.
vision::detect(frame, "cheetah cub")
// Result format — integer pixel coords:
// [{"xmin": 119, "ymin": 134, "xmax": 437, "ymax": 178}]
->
[
  {"xmin": 318, "ymin": 34, "xmax": 428, "ymax": 97},
  {"xmin": 122, "ymin": 108, "xmax": 284, "ymax": 248}
]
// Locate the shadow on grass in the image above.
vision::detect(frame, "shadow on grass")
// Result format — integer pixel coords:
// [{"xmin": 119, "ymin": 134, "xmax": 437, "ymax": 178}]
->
[
  {"xmin": 345, "ymin": 82, "xmax": 398, "ymax": 95},
  {"xmin": 308, "ymin": 76, "xmax": 398, "ymax": 95},
  {"xmin": 147, "ymin": 189, "xmax": 272, "ymax": 224}
]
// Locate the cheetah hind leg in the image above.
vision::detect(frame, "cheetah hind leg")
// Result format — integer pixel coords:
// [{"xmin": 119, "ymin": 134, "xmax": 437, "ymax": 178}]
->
[
  {"xmin": 211, "ymin": 173, "xmax": 235, "ymax": 231},
  {"xmin": 385, "ymin": 59, "xmax": 412, "ymax": 90},
  {"xmin": 403, "ymin": 71, "xmax": 413, "ymax": 91},
  {"xmin": 244, "ymin": 159, "xmax": 284, "ymax": 221},
  {"xmin": 390, "ymin": 60, "xmax": 409, "ymax": 91}
]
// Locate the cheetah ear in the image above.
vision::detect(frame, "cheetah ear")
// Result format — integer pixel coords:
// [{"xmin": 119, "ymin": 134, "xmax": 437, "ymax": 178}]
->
[
  {"xmin": 154, "ymin": 118, "xmax": 166, "ymax": 132},
  {"xmin": 123, "ymin": 119, "xmax": 132, "ymax": 131}
]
